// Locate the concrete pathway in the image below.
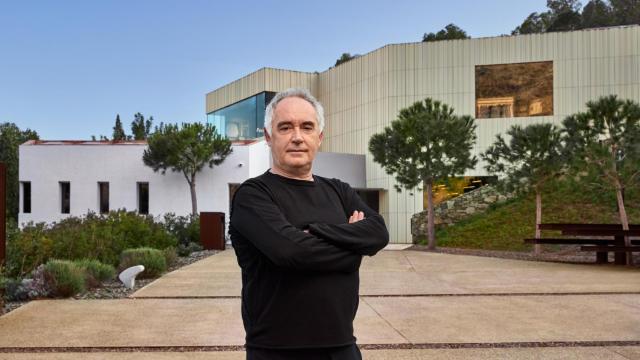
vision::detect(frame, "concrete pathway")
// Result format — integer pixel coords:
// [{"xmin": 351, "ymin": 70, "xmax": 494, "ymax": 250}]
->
[
  {"xmin": 132, "ymin": 250, "xmax": 640, "ymax": 297},
  {"xmin": 2, "ymin": 347, "xmax": 640, "ymax": 360},
  {"xmin": 0, "ymin": 249, "xmax": 638, "ymax": 359}
]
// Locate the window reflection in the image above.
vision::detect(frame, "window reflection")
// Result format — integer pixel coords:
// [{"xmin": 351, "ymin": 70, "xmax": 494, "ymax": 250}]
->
[
  {"xmin": 475, "ymin": 61, "xmax": 553, "ymax": 119},
  {"xmin": 207, "ymin": 92, "xmax": 276, "ymax": 140}
]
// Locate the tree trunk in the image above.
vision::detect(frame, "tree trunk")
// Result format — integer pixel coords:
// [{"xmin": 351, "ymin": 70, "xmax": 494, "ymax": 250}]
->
[
  {"xmin": 426, "ymin": 181, "xmax": 436, "ymax": 250},
  {"xmin": 615, "ymin": 182, "xmax": 632, "ymax": 265},
  {"xmin": 189, "ymin": 176, "xmax": 198, "ymax": 217},
  {"xmin": 534, "ymin": 189, "xmax": 542, "ymax": 255},
  {"xmin": 611, "ymin": 146, "xmax": 632, "ymax": 265}
]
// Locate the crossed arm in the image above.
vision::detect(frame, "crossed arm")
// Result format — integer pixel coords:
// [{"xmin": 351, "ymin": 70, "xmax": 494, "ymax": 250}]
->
[{"xmin": 230, "ymin": 181, "xmax": 389, "ymax": 273}]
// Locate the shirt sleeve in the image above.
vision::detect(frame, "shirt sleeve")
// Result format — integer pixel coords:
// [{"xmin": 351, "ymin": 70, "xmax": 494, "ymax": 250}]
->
[
  {"xmin": 230, "ymin": 182, "xmax": 362, "ymax": 273},
  {"xmin": 307, "ymin": 181, "xmax": 389, "ymax": 256}
]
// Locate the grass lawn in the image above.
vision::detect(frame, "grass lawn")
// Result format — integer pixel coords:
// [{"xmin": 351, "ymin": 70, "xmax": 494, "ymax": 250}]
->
[{"xmin": 421, "ymin": 180, "xmax": 640, "ymax": 252}]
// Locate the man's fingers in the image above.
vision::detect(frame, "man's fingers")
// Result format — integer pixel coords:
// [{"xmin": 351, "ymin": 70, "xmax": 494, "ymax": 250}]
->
[{"xmin": 348, "ymin": 210, "xmax": 365, "ymax": 223}]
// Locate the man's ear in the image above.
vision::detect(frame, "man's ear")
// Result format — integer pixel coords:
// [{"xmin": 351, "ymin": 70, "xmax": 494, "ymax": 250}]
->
[
  {"xmin": 264, "ymin": 128, "xmax": 271, "ymax": 146},
  {"xmin": 319, "ymin": 131, "xmax": 324, "ymax": 145}
]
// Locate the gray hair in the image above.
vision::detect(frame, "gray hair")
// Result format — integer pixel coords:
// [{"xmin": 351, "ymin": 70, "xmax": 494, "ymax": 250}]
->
[{"xmin": 263, "ymin": 88, "xmax": 325, "ymax": 136}]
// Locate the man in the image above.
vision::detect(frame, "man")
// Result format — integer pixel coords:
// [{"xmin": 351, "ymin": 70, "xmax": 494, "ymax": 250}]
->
[{"xmin": 230, "ymin": 88, "xmax": 389, "ymax": 360}]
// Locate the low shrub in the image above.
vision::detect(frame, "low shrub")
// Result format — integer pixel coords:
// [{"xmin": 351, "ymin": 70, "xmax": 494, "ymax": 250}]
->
[
  {"xmin": 177, "ymin": 242, "xmax": 203, "ymax": 257},
  {"xmin": 44, "ymin": 260, "xmax": 86, "ymax": 297},
  {"xmin": 162, "ymin": 213, "xmax": 200, "ymax": 247},
  {"xmin": 74, "ymin": 259, "xmax": 115, "ymax": 288},
  {"xmin": 6, "ymin": 210, "xmax": 177, "ymax": 278},
  {"xmin": 163, "ymin": 247, "xmax": 178, "ymax": 267},
  {"xmin": 119, "ymin": 248, "xmax": 167, "ymax": 279}
]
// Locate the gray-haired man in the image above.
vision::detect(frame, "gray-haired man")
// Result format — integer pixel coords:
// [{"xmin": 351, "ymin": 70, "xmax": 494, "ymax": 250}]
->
[{"xmin": 230, "ymin": 88, "xmax": 389, "ymax": 359}]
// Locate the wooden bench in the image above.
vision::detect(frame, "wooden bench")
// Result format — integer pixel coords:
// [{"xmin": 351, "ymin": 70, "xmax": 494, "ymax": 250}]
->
[
  {"xmin": 525, "ymin": 238, "xmax": 640, "ymax": 245},
  {"xmin": 525, "ymin": 223, "xmax": 640, "ymax": 265}
]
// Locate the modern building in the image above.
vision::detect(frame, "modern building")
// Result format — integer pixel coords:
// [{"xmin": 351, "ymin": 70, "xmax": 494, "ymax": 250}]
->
[
  {"xmin": 205, "ymin": 25, "xmax": 639, "ymax": 243},
  {"xmin": 19, "ymin": 25, "xmax": 640, "ymax": 244}
]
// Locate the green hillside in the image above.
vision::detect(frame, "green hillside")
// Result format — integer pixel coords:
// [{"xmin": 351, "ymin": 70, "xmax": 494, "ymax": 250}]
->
[{"xmin": 427, "ymin": 180, "xmax": 640, "ymax": 252}]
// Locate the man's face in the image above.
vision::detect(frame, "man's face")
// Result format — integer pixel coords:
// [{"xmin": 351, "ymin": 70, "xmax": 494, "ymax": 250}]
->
[{"xmin": 265, "ymin": 96, "xmax": 323, "ymax": 175}]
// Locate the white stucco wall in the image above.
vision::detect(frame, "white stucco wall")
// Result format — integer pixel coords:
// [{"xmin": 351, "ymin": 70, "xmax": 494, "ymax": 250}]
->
[{"xmin": 18, "ymin": 141, "xmax": 271, "ymax": 227}]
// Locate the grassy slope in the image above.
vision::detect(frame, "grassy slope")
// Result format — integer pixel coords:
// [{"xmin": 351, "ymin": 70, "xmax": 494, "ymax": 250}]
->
[{"xmin": 428, "ymin": 180, "xmax": 640, "ymax": 252}]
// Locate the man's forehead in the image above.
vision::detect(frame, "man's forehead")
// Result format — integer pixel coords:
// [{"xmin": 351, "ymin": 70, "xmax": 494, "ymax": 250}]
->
[{"xmin": 273, "ymin": 97, "xmax": 317, "ymax": 122}]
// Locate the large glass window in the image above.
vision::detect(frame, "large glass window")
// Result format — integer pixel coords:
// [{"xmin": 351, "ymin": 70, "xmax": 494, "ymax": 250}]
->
[
  {"xmin": 475, "ymin": 61, "xmax": 553, "ymax": 119},
  {"xmin": 207, "ymin": 91, "xmax": 276, "ymax": 140}
]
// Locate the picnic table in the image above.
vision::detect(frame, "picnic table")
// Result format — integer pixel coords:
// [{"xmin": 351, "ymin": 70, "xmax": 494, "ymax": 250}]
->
[{"xmin": 525, "ymin": 223, "xmax": 640, "ymax": 265}]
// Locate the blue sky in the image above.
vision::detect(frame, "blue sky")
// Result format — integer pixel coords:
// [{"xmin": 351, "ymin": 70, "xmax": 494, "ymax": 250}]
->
[{"xmin": 0, "ymin": 0, "xmax": 546, "ymax": 140}]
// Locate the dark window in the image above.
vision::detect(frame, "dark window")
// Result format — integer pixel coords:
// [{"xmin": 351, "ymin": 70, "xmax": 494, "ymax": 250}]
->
[
  {"xmin": 475, "ymin": 61, "xmax": 553, "ymax": 119},
  {"xmin": 21, "ymin": 182, "xmax": 31, "ymax": 214},
  {"xmin": 355, "ymin": 189, "xmax": 380, "ymax": 213},
  {"xmin": 137, "ymin": 182, "xmax": 149, "ymax": 214},
  {"xmin": 60, "ymin": 182, "xmax": 70, "ymax": 214},
  {"xmin": 98, "ymin": 182, "xmax": 109, "ymax": 214}
]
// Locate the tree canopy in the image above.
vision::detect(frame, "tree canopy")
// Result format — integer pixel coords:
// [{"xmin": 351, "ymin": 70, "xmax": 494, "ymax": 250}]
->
[
  {"xmin": 142, "ymin": 122, "xmax": 232, "ymax": 215},
  {"xmin": 369, "ymin": 98, "xmax": 477, "ymax": 248},
  {"xmin": 512, "ymin": 0, "xmax": 639, "ymax": 35},
  {"xmin": 422, "ymin": 24, "xmax": 470, "ymax": 42},
  {"xmin": 0, "ymin": 123, "xmax": 39, "ymax": 222},
  {"xmin": 131, "ymin": 112, "xmax": 154, "ymax": 140},
  {"xmin": 112, "ymin": 114, "xmax": 127, "ymax": 141},
  {"xmin": 334, "ymin": 53, "xmax": 360, "ymax": 67}
]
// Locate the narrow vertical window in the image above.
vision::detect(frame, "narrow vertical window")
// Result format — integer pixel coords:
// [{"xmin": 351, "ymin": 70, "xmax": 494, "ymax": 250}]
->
[
  {"xmin": 98, "ymin": 182, "xmax": 109, "ymax": 214},
  {"xmin": 21, "ymin": 181, "xmax": 31, "ymax": 214},
  {"xmin": 60, "ymin": 181, "xmax": 70, "ymax": 214},
  {"xmin": 137, "ymin": 182, "xmax": 149, "ymax": 214}
]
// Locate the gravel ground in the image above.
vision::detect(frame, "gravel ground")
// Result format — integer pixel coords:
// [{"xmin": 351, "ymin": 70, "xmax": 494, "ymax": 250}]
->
[
  {"xmin": 1, "ymin": 250, "xmax": 220, "ymax": 316},
  {"xmin": 410, "ymin": 244, "xmax": 640, "ymax": 268}
]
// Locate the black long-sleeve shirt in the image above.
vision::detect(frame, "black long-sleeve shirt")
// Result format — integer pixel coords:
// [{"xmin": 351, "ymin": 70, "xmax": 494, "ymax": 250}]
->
[{"xmin": 229, "ymin": 170, "xmax": 389, "ymax": 349}]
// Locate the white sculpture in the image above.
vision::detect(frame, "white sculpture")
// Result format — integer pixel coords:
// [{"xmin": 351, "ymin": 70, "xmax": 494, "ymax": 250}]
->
[{"xmin": 119, "ymin": 265, "xmax": 145, "ymax": 289}]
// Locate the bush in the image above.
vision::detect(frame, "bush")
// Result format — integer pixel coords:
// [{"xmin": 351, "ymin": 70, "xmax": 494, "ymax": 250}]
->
[
  {"xmin": 177, "ymin": 242, "xmax": 203, "ymax": 257},
  {"xmin": 74, "ymin": 259, "xmax": 115, "ymax": 288},
  {"xmin": 119, "ymin": 248, "xmax": 167, "ymax": 279},
  {"xmin": 162, "ymin": 213, "xmax": 200, "ymax": 247},
  {"xmin": 44, "ymin": 260, "xmax": 86, "ymax": 297},
  {"xmin": 5, "ymin": 210, "xmax": 177, "ymax": 278},
  {"xmin": 163, "ymin": 247, "xmax": 178, "ymax": 267}
]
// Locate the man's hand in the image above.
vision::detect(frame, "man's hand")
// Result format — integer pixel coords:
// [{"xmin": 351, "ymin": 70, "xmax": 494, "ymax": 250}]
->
[{"xmin": 349, "ymin": 210, "xmax": 365, "ymax": 224}]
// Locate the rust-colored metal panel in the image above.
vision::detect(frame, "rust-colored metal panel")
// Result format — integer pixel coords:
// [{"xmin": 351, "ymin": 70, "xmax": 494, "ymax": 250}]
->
[
  {"xmin": 0, "ymin": 163, "xmax": 5, "ymax": 266},
  {"xmin": 200, "ymin": 212, "xmax": 225, "ymax": 250}
]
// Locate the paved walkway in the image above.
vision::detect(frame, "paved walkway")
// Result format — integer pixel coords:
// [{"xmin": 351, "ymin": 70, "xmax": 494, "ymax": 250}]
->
[{"xmin": 0, "ymin": 249, "xmax": 638, "ymax": 359}]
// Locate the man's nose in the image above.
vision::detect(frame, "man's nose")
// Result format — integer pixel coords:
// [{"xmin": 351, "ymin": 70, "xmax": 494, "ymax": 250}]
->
[{"xmin": 291, "ymin": 128, "xmax": 303, "ymax": 143}]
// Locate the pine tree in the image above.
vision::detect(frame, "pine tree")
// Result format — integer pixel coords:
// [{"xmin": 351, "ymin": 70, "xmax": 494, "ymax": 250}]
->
[
  {"xmin": 112, "ymin": 114, "xmax": 127, "ymax": 141},
  {"xmin": 369, "ymin": 99, "xmax": 477, "ymax": 249}
]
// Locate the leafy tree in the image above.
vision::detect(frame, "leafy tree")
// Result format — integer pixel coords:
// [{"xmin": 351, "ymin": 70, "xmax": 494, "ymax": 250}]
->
[
  {"xmin": 0, "ymin": 123, "xmax": 39, "ymax": 222},
  {"xmin": 512, "ymin": 12, "xmax": 553, "ymax": 35},
  {"xmin": 334, "ymin": 53, "xmax": 360, "ymax": 67},
  {"xmin": 581, "ymin": 0, "xmax": 614, "ymax": 28},
  {"xmin": 547, "ymin": 0, "xmax": 582, "ymax": 14},
  {"xmin": 547, "ymin": 8, "xmax": 583, "ymax": 31},
  {"xmin": 481, "ymin": 124, "xmax": 565, "ymax": 254},
  {"xmin": 562, "ymin": 95, "xmax": 640, "ymax": 264},
  {"xmin": 142, "ymin": 122, "xmax": 232, "ymax": 216},
  {"xmin": 422, "ymin": 23, "xmax": 470, "ymax": 42},
  {"xmin": 131, "ymin": 112, "xmax": 154, "ymax": 140},
  {"xmin": 369, "ymin": 99, "xmax": 477, "ymax": 249},
  {"xmin": 112, "ymin": 114, "xmax": 127, "ymax": 141},
  {"xmin": 610, "ymin": 0, "xmax": 640, "ymax": 25}
]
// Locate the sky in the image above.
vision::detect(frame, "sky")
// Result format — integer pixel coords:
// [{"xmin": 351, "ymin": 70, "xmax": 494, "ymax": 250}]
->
[{"xmin": 0, "ymin": 0, "xmax": 547, "ymax": 140}]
